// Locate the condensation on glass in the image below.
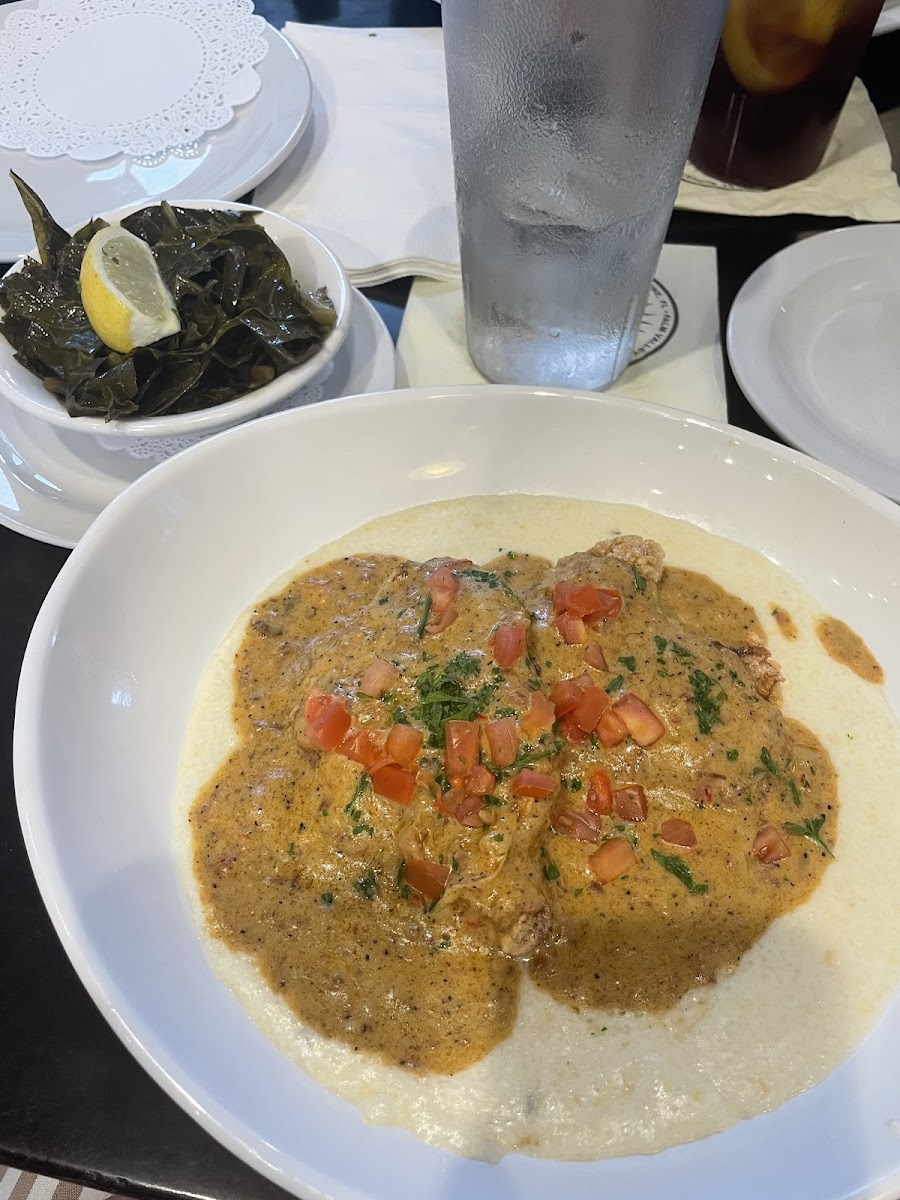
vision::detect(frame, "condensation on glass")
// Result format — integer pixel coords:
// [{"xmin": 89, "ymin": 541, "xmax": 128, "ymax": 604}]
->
[{"xmin": 442, "ymin": 0, "xmax": 727, "ymax": 390}]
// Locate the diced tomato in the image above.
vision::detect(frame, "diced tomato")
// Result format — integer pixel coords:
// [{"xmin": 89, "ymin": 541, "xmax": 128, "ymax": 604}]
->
[
  {"xmin": 444, "ymin": 720, "xmax": 480, "ymax": 775},
  {"xmin": 338, "ymin": 727, "xmax": 390, "ymax": 772},
  {"xmin": 371, "ymin": 764, "xmax": 417, "ymax": 805},
  {"xmin": 511, "ymin": 768, "xmax": 556, "ymax": 799},
  {"xmin": 492, "ymin": 622, "xmax": 526, "ymax": 670},
  {"xmin": 573, "ymin": 671, "xmax": 596, "ymax": 690},
  {"xmin": 304, "ymin": 689, "xmax": 352, "ymax": 752},
  {"xmin": 550, "ymin": 804, "xmax": 600, "ymax": 842},
  {"xmin": 572, "ymin": 685, "xmax": 610, "ymax": 733},
  {"xmin": 559, "ymin": 713, "xmax": 591, "ymax": 744},
  {"xmin": 404, "ymin": 858, "xmax": 451, "ymax": 904},
  {"xmin": 596, "ymin": 708, "xmax": 628, "ymax": 748},
  {"xmin": 428, "ymin": 565, "xmax": 459, "ymax": 613},
  {"xmin": 359, "ymin": 658, "xmax": 398, "ymax": 698},
  {"xmin": 614, "ymin": 693, "xmax": 665, "ymax": 747},
  {"xmin": 435, "ymin": 782, "xmax": 463, "ymax": 816},
  {"xmin": 553, "ymin": 613, "xmax": 588, "ymax": 644},
  {"xmin": 587, "ymin": 769, "xmax": 613, "ymax": 816},
  {"xmin": 583, "ymin": 643, "xmax": 609, "ymax": 671},
  {"xmin": 455, "ymin": 794, "xmax": 487, "ymax": 826},
  {"xmin": 425, "ymin": 604, "xmax": 458, "ymax": 635},
  {"xmin": 386, "ymin": 723, "xmax": 424, "ymax": 768},
  {"xmin": 612, "ymin": 785, "xmax": 648, "ymax": 822},
  {"xmin": 556, "ymin": 582, "xmax": 603, "ymax": 618},
  {"xmin": 660, "ymin": 818, "xmax": 697, "ymax": 848},
  {"xmin": 589, "ymin": 837, "xmax": 635, "ymax": 883},
  {"xmin": 465, "ymin": 763, "xmax": 496, "ymax": 796},
  {"xmin": 550, "ymin": 679, "xmax": 583, "ymax": 718},
  {"xmin": 751, "ymin": 823, "xmax": 790, "ymax": 863},
  {"xmin": 520, "ymin": 690, "xmax": 556, "ymax": 739},
  {"xmin": 486, "ymin": 716, "xmax": 519, "ymax": 767},
  {"xmin": 584, "ymin": 588, "xmax": 623, "ymax": 623}
]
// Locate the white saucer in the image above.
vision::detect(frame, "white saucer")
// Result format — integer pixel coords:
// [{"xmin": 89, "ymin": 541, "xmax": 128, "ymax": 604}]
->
[
  {"xmin": 876, "ymin": 0, "xmax": 900, "ymax": 35},
  {"xmin": 727, "ymin": 223, "xmax": 900, "ymax": 502},
  {"xmin": 0, "ymin": 290, "xmax": 395, "ymax": 547},
  {"xmin": 0, "ymin": 21, "xmax": 311, "ymax": 262}
]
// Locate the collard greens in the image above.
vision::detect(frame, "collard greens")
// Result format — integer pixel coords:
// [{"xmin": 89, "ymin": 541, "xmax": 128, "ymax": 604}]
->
[{"xmin": 0, "ymin": 175, "xmax": 336, "ymax": 420}]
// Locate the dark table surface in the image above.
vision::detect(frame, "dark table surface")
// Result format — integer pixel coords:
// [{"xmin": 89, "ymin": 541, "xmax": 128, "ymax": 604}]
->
[{"xmin": 1, "ymin": 1, "xmax": 898, "ymax": 1197}]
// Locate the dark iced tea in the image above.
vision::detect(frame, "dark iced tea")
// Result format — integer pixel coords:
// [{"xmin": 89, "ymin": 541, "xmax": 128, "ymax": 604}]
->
[{"xmin": 689, "ymin": 0, "xmax": 883, "ymax": 188}]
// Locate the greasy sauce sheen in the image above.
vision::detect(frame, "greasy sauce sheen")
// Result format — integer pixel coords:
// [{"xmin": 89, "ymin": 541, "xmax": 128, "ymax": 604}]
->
[
  {"xmin": 191, "ymin": 540, "xmax": 837, "ymax": 1074},
  {"xmin": 816, "ymin": 615, "xmax": 884, "ymax": 684}
]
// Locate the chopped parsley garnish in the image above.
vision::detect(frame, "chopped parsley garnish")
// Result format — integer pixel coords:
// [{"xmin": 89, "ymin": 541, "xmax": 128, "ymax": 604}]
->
[
  {"xmin": 618, "ymin": 655, "xmax": 637, "ymax": 673},
  {"xmin": 564, "ymin": 777, "xmax": 582, "ymax": 791},
  {"xmin": 345, "ymin": 773, "xmax": 369, "ymax": 825},
  {"xmin": 352, "ymin": 823, "xmax": 374, "ymax": 837},
  {"xmin": 415, "ymin": 595, "xmax": 432, "ymax": 639},
  {"xmin": 573, "ymin": 887, "xmax": 584, "ymax": 897},
  {"xmin": 353, "ymin": 869, "xmax": 378, "ymax": 900},
  {"xmin": 728, "ymin": 668, "xmax": 746, "ymax": 688},
  {"xmin": 590, "ymin": 733, "xmax": 599, "ymax": 749},
  {"xmin": 650, "ymin": 849, "xmax": 709, "ymax": 894},
  {"xmin": 433, "ymin": 934, "xmax": 451, "ymax": 951},
  {"xmin": 654, "ymin": 635, "xmax": 668, "ymax": 654},
  {"xmin": 321, "ymin": 892, "xmax": 334, "ymax": 906},
  {"xmin": 457, "ymin": 566, "xmax": 523, "ymax": 604},
  {"xmin": 492, "ymin": 833, "xmax": 504, "ymax": 842},
  {"xmin": 412, "ymin": 653, "xmax": 498, "ymax": 747},
  {"xmin": 495, "ymin": 706, "xmax": 518, "ymax": 718},
  {"xmin": 605, "ymin": 674, "xmax": 624, "ymax": 695},
  {"xmin": 451, "ymin": 855, "xmax": 459, "ymax": 873},
  {"xmin": 689, "ymin": 669, "xmax": 724, "ymax": 735},
  {"xmin": 726, "ymin": 748, "xmax": 739, "ymax": 761},
  {"xmin": 760, "ymin": 747, "xmax": 779, "ymax": 777},
  {"xmin": 632, "ymin": 566, "xmax": 647, "ymax": 592},
  {"xmin": 391, "ymin": 706, "xmax": 410, "ymax": 725},
  {"xmin": 287, "ymin": 841, "xmax": 296, "ymax": 856},
  {"xmin": 527, "ymin": 676, "xmax": 542, "ymax": 691},
  {"xmin": 784, "ymin": 815, "xmax": 835, "ymax": 858},
  {"xmin": 543, "ymin": 859, "xmax": 561, "ymax": 881},
  {"xmin": 788, "ymin": 779, "xmax": 802, "ymax": 807},
  {"xmin": 500, "ymin": 737, "xmax": 564, "ymax": 776},
  {"xmin": 377, "ymin": 596, "xmax": 389, "ymax": 606},
  {"xmin": 671, "ymin": 643, "xmax": 692, "ymax": 659}
]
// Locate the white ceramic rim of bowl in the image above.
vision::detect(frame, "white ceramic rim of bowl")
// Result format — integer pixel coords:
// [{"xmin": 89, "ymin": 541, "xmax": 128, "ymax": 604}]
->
[
  {"xmin": 0, "ymin": 199, "xmax": 352, "ymax": 440},
  {"xmin": 13, "ymin": 385, "xmax": 900, "ymax": 1200}
]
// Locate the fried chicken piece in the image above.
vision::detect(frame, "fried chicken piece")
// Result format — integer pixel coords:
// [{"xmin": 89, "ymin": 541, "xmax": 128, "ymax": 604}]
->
[
  {"xmin": 717, "ymin": 634, "xmax": 784, "ymax": 700},
  {"xmin": 591, "ymin": 535, "xmax": 665, "ymax": 583}
]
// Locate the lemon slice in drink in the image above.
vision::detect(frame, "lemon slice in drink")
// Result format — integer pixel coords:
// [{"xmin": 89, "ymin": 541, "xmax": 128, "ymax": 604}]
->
[
  {"xmin": 79, "ymin": 225, "xmax": 180, "ymax": 354},
  {"xmin": 722, "ymin": 0, "xmax": 843, "ymax": 94}
]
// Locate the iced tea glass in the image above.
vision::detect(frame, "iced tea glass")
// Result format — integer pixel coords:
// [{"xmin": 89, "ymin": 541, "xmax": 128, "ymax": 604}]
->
[{"xmin": 689, "ymin": 0, "xmax": 883, "ymax": 188}]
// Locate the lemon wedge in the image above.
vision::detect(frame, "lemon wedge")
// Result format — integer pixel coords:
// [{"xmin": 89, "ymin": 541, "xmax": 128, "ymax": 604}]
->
[
  {"xmin": 722, "ymin": 0, "xmax": 841, "ymax": 94},
  {"xmin": 79, "ymin": 225, "xmax": 180, "ymax": 354}
]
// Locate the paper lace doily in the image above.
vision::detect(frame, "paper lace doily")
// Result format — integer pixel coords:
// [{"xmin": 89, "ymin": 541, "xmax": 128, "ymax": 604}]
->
[
  {"xmin": 0, "ymin": 0, "xmax": 268, "ymax": 161},
  {"xmin": 95, "ymin": 369, "xmax": 331, "ymax": 467}
]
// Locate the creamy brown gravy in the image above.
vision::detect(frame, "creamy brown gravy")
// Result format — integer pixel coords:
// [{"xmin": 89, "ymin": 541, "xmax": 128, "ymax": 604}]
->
[
  {"xmin": 817, "ymin": 615, "xmax": 884, "ymax": 684},
  {"xmin": 191, "ymin": 549, "xmax": 837, "ymax": 1074},
  {"xmin": 772, "ymin": 605, "xmax": 798, "ymax": 640}
]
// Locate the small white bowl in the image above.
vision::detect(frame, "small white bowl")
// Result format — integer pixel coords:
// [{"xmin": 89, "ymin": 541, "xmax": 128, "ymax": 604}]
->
[{"xmin": 0, "ymin": 199, "xmax": 352, "ymax": 442}]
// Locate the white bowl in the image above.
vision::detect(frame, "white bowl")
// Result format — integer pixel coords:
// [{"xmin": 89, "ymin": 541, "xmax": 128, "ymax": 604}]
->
[
  {"xmin": 0, "ymin": 199, "xmax": 352, "ymax": 441},
  {"xmin": 14, "ymin": 386, "xmax": 900, "ymax": 1200}
]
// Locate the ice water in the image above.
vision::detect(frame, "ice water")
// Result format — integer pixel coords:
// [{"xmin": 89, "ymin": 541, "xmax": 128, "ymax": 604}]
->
[
  {"xmin": 442, "ymin": 0, "xmax": 727, "ymax": 390},
  {"xmin": 460, "ymin": 194, "xmax": 671, "ymax": 389}
]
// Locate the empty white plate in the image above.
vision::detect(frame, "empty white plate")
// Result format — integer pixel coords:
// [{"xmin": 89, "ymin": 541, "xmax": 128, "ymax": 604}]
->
[{"xmin": 727, "ymin": 224, "xmax": 900, "ymax": 502}]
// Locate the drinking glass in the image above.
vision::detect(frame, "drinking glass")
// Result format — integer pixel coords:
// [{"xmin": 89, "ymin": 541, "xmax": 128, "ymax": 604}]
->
[
  {"xmin": 441, "ymin": 0, "xmax": 728, "ymax": 391},
  {"xmin": 689, "ymin": 0, "xmax": 884, "ymax": 189}
]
